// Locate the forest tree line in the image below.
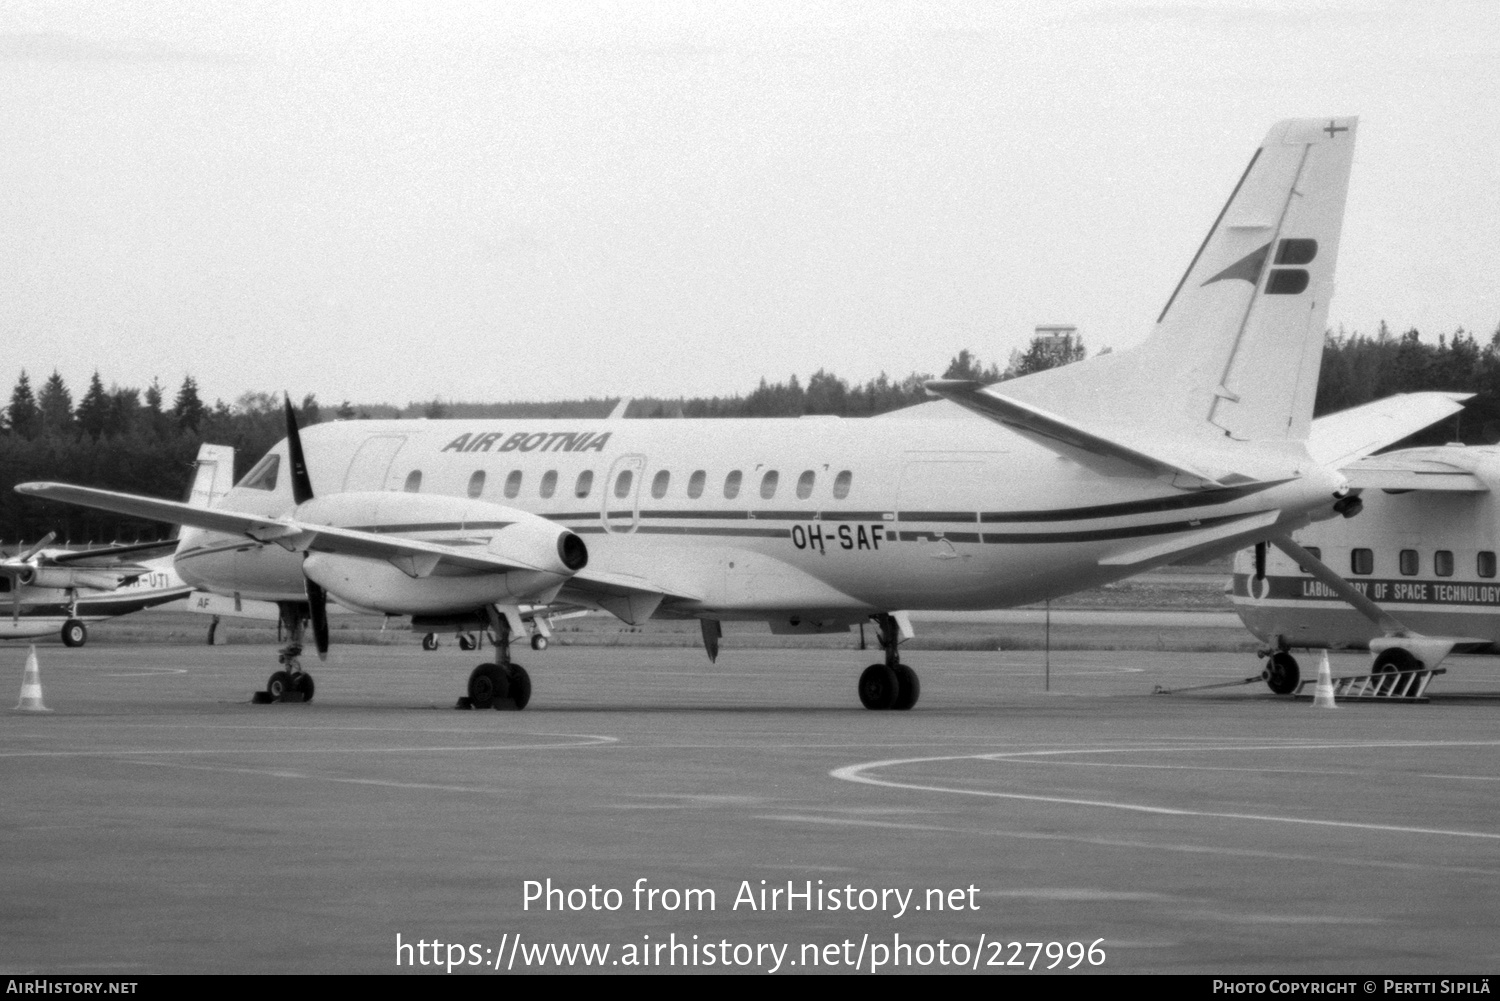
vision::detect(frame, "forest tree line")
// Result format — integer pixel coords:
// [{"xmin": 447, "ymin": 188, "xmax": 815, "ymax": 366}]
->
[{"xmin": 1, "ymin": 325, "xmax": 1495, "ymax": 544}]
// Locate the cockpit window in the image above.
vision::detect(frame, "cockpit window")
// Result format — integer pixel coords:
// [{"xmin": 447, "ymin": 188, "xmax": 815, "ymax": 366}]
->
[{"xmin": 238, "ymin": 454, "xmax": 280, "ymax": 492}]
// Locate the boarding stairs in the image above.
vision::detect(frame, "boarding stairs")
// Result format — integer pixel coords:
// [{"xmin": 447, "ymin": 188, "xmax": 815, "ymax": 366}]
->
[{"xmin": 1294, "ymin": 668, "xmax": 1445, "ymax": 703}]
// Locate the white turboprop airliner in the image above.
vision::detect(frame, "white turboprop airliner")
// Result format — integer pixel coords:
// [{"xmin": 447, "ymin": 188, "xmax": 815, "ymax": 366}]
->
[
  {"xmin": 15, "ymin": 117, "xmax": 1467, "ymax": 710},
  {"xmin": 1230, "ymin": 440, "xmax": 1500, "ymax": 691}
]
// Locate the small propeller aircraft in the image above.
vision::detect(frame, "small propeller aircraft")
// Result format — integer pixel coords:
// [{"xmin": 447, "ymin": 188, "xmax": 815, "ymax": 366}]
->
[
  {"xmin": 13, "ymin": 116, "xmax": 1470, "ymax": 710},
  {"xmin": 0, "ymin": 534, "xmax": 189, "ymax": 646}
]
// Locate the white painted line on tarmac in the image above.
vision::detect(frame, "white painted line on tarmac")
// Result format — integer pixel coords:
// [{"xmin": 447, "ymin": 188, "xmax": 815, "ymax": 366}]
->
[
  {"xmin": 831, "ymin": 740, "xmax": 1500, "ymax": 841},
  {"xmin": 120, "ymin": 757, "xmax": 501, "ymax": 794},
  {"xmin": 101, "ymin": 669, "xmax": 190, "ymax": 677},
  {"xmin": 0, "ymin": 732, "xmax": 619, "ymax": 758},
  {"xmin": 757, "ymin": 814, "xmax": 1500, "ymax": 877}
]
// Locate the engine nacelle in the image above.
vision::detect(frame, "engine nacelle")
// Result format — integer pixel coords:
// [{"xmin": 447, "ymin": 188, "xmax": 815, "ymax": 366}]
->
[
  {"xmin": 295, "ymin": 491, "xmax": 587, "ymax": 616},
  {"xmin": 18, "ymin": 567, "xmax": 124, "ymax": 591}
]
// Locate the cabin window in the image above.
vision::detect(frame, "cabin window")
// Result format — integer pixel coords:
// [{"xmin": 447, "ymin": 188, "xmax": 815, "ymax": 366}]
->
[
  {"xmin": 1296, "ymin": 546, "xmax": 1321, "ymax": 573},
  {"xmin": 0, "ymin": 577, "xmax": 10, "ymax": 593},
  {"xmin": 724, "ymin": 470, "xmax": 742, "ymax": 499},
  {"xmin": 466, "ymin": 470, "xmax": 486, "ymax": 499},
  {"xmin": 1351, "ymin": 548, "xmax": 1373, "ymax": 575},
  {"xmin": 651, "ymin": 470, "xmax": 670, "ymax": 499},
  {"xmin": 614, "ymin": 469, "xmax": 634, "ymax": 499},
  {"xmin": 687, "ymin": 470, "xmax": 706, "ymax": 499},
  {"xmin": 540, "ymin": 470, "xmax": 557, "ymax": 499},
  {"xmin": 503, "ymin": 470, "xmax": 522, "ymax": 499},
  {"xmin": 1480, "ymin": 552, "xmax": 1497, "ymax": 579},
  {"xmin": 403, "ymin": 470, "xmax": 422, "ymax": 493},
  {"xmin": 1399, "ymin": 549, "xmax": 1419, "ymax": 576},
  {"xmin": 796, "ymin": 470, "xmax": 815, "ymax": 499},
  {"xmin": 760, "ymin": 470, "xmax": 779, "ymax": 499},
  {"xmin": 575, "ymin": 471, "xmax": 594, "ymax": 499},
  {"xmin": 239, "ymin": 454, "xmax": 280, "ymax": 492},
  {"xmin": 833, "ymin": 470, "xmax": 852, "ymax": 499},
  {"xmin": 1435, "ymin": 550, "xmax": 1454, "ymax": 577}
]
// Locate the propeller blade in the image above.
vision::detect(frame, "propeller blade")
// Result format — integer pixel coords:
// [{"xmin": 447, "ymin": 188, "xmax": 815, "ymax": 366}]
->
[
  {"xmin": 17, "ymin": 532, "xmax": 57, "ymax": 564},
  {"xmin": 305, "ymin": 576, "xmax": 329, "ymax": 661},
  {"xmin": 283, "ymin": 393, "xmax": 314, "ymax": 505}
]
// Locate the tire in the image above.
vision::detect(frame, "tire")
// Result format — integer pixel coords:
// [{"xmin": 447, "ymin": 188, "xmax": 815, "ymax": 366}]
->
[
  {"xmin": 1265, "ymin": 651, "xmax": 1300, "ymax": 695},
  {"xmin": 459, "ymin": 633, "xmax": 476, "ymax": 652},
  {"xmin": 292, "ymin": 673, "xmax": 316, "ymax": 703},
  {"xmin": 503, "ymin": 664, "xmax": 532, "ymax": 711},
  {"xmin": 1372, "ymin": 648, "xmax": 1421, "ymax": 675},
  {"xmin": 266, "ymin": 670, "xmax": 292, "ymax": 699},
  {"xmin": 421, "ymin": 633, "xmax": 439, "ymax": 652},
  {"xmin": 467, "ymin": 663, "xmax": 508, "ymax": 709},
  {"xmin": 61, "ymin": 619, "xmax": 87, "ymax": 648},
  {"xmin": 530, "ymin": 635, "xmax": 548, "ymax": 651},
  {"xmin": 859, "ymin": 663, "xmax": 899, "ymax": 710},
  {"xmin": 892, "ymin": 664, "xmax": 920, "ymax": 710}
]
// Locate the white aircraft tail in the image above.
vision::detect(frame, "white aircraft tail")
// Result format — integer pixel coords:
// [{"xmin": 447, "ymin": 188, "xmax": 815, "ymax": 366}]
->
[
  {"xmin": 1000, "ymin": 117, "xmax": 1358, "ymax": 444},
  {"xmin": 184, "ymin": 444, "xmax": 236, "ymax": 509}
]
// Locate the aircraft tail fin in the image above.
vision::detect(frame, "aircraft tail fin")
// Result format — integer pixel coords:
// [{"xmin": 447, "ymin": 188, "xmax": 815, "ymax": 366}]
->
[
  {"xmin": 184, "ymin": 444, "xmax": 236, "ymax": 510},
  {"xmin": 998, "ymin": 117, "xmax": 1358, "ymax": 445}
]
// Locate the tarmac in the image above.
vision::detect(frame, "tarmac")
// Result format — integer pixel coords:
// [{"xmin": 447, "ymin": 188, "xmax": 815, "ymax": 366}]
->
[{"xmin": 3, "ymin": 640, "xmax": 1499, "ymax": 975}]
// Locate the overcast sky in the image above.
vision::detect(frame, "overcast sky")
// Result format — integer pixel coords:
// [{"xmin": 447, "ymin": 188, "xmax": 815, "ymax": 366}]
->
[{"xmin": 2, "ymin": 1, "xmax": 1496, "ymax": 408}]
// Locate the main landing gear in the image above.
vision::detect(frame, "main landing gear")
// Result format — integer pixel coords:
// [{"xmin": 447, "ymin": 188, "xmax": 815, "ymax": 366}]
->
[
  {"xmin": 252, "ymin": 603, "xmax": 317, "ymax": 704},
  {"xmin": 459, "ymin": 607, "xmax": 531, "ymax": 711},
  {"xmin": 859, "ymin": 613, "xmax": 919, "ymax": 710},
  {"xmin": 60, "ymin": 618, "xmax": 87, "ymax": 648}
]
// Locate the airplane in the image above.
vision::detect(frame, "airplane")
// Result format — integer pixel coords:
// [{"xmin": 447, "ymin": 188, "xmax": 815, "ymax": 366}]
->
[
  {"xmin": 1229, "ymin": 439, "xmax": 1500, "ymax": 691},
  {"xmin": 2, "ymin": 443, "xmax": 237, "ymax": 646},
  {"xmin": 0, "ymin": 535, "xmax": 190, "ymax": 646},
  {"xmin": 12, "ymin": 116, "xmax": 1470, "ymax": 711}
]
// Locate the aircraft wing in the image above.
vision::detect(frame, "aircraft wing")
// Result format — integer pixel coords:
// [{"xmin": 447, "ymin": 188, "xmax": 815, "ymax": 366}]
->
[
  {"xmin": 15, "ymin": 482, "xmax": 552, "ymax": 578},
  {"xmin": 46, "ymin": 539, "xmax": 178, "ymax": 567},
  {"xmin": 1341, "ymin": 454, "xmax": 1487, "ymax": 493},
  {"xmin": 923, "ymin": 379, "xmax": 1225, "ymax": 486},
  {"xmin": 1307, "ymin": 392, "xmax": 1471, "ymax": 468}
]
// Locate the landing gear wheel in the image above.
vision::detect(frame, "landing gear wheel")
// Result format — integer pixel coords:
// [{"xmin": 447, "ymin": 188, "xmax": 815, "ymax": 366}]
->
[
  {"xmin": 502, "ymin": 664, "xmax": 532, "ymax": 711},
  {"xmin": 467, "ymin": 663, "xmax": 509, "ymax": 709},
  {"xmin": 60, "ymin": 619, "xmax": 87, "ymax": 648},
  {"xmin": 1372, "ymin": 648, "xmax": 1422, "ymax": 675},
  {"xmin": 292, "ymin": 673, "xmax": 315, "ymax": 702},
  {"xmin": 266, "ymin": 670, "xmax": 292, "ymax": 699},
  {"xmin": 458, "ymin": 633, "xmax": 477, "ymax": 652},
  {"xmin": 530, "ymin": 635, "xmax": 548, "ymax": 651},
  {"xmin": 422, "ymin": 633, "xmax": 439, "ymax": 651},
  {"xmin": 1264, "ymin": 651, "xmax": 1301, "ymax": 695},
  {"xmin": 859, "ymin": 663, "xmax": 899, "ymax": 710},
  {"xmin": 891, "ymin": 664, "xmax": 920, "ymax": 710}
]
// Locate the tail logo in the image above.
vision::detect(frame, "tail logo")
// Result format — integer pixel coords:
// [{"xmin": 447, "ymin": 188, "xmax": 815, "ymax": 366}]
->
[
  {"xmin": 1265, "ymin": 237, "xmax": 1318, "ymax": 295},
  {"xmin": 1201, "ymin": 237, "xmax": 1317, "ymax": 295}
]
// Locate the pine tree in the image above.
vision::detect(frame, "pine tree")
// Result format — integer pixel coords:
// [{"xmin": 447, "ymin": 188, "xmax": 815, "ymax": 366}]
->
[
  {"xmin": 37, "ymin": 370, "xmax": 73, "ymax": 433},
  {"xmin": 7, "ymin": 371, "xmax": 39, "ymax": 438},
  {"xmin": 75, "ymin": 371, "xmax": 111, "ymax": 439},
  {"xmin": 172, "ymin": 376, "xmax": 206, "ymax": 431}
]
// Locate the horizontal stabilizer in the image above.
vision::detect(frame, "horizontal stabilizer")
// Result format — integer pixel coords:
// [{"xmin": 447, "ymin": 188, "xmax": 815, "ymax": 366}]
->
[
  {"xmin": 1307, "ymin": 392, "xmax": 1471, "ymax": 468},
  {"xmin": 1343, "ymin": 456, "xmax": 1486, "ymax": 493},
  {"xmin": 1099, "ymin": 509, "xmax": 1281, "ymax": 566},
  {"xmin": 924, "ymin": 379, "xmax": 1223, "ymax": 486}
]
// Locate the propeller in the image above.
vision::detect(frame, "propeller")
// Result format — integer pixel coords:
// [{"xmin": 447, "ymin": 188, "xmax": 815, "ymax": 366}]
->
[
  {"xmin": 283, "ymin": 394, "xmax": 327, "ymax": 660},
  {"xmin": 16, "ymin": 532, "xmax": 57, "ymax": 564},
  {"xmin": 8, "ymin": 532, "xmax": 57, "ymax": 623}
]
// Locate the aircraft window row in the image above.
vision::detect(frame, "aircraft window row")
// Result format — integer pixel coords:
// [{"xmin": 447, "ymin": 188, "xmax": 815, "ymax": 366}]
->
[
  {"xmin": 431, "ymin": 467, "xmax": 857, "ymax": 504},
  {"xmin": 1350, "ymin": 548, "xmax": 1493, "ymax": 578}
]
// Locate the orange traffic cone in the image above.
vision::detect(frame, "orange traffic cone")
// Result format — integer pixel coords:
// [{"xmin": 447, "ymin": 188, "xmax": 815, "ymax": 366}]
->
[
  {"xmin": 1311, "ymin": 650, "xmax": 1337, "ymax": 709},
  {"xmin": 14, "ymin": 646, "xmax": 52, "ymax": 712}
]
